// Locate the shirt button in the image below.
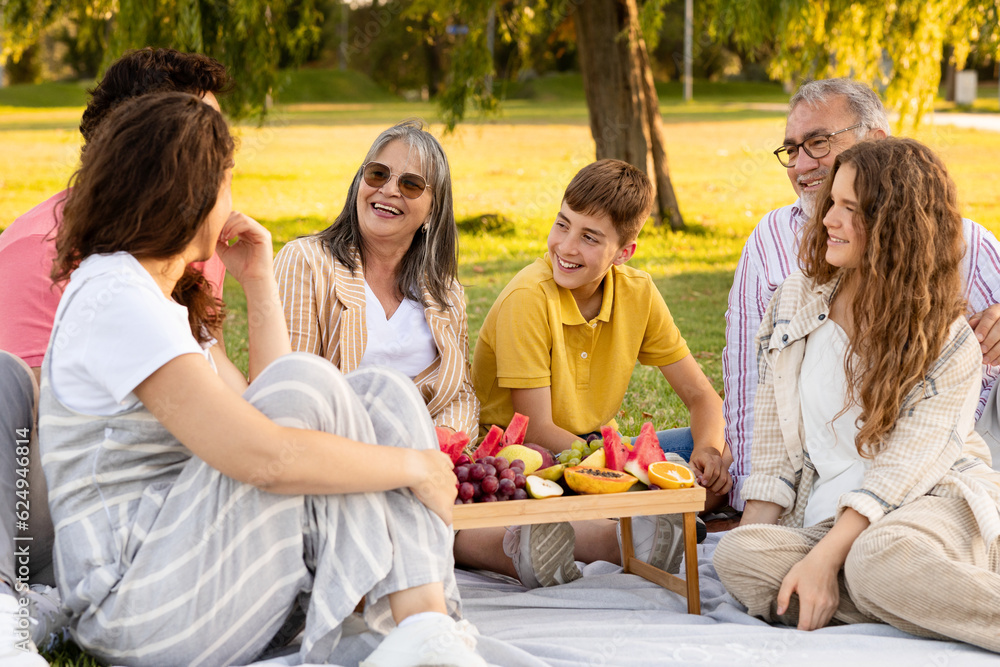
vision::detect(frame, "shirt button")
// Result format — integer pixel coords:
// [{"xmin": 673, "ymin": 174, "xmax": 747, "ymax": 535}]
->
[
  {"xmin": 781, "ymin": 334, "xmax": 789, "ymax": 342},
  {"xmin": 590, "ymin": 322, "xmax": 597, "ymax": 328},
  {"xmin": 818, "ymin": 314, "xmax": 826, "ymax": 321},
  {"xmin": 581, "ymin": 352, "xmax": 588, "ymax": 359}
]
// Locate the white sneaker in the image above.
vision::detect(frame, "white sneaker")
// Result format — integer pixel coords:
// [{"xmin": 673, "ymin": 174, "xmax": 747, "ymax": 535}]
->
[
  {"xmin": 0, "ymin": 592, "xmax": 49, "ymax": 667},
  {"xmin": 502, "ymin": 522, "xmax": 581, "ymax": 589},
  {"xmin": 360, "ymin": 615, "xmax": 488, "ymax": 667},
  {"xmin": 617, "ymin": 514, "xmax": 685, "ymax": 574},
  {"xmin": 25, "ymin": 585, "xmax": 69, "ymax": 652}
]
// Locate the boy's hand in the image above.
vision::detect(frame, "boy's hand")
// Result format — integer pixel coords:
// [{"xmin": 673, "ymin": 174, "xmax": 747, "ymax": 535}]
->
[{"xmin": 689, "ymin": 448, "xmax": 732, "ymax": 495}]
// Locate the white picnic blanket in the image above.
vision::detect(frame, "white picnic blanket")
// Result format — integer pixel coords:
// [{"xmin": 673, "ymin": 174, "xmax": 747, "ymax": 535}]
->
[{"xmin": 253, "ymin": 533, "xmax": 1000, "ymax": 666}]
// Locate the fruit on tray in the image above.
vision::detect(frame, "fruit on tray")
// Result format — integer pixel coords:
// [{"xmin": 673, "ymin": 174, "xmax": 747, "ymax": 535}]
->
[
  {"xmin": 601, "ymin": 425, "xmax": 630, "ymax": 472},
  {"xmin": 496, "ymin": 445, "xmax": 544, "ymax": 474},
  {"xmin": 555, "ymin": 438, "xmax": 602, "ymax": 468},
  {"xmin": 531, "ymin": 463, "xmax": 566, "ymax": 482},
  {"xmin": 563, "ymin": 466, "xmax": 638, "ymax": 494},
  {"xmin": 579, "ymin": 447, "xmax": 605, "ymax": 468},
  {"xmin": 502, "ymin": 412, "xmax": 529, "ymax": 446},
  {"xmin": 525, "ymin": 475, "xmax": 564, "ymax": 498},
  {"xmin": 454, "ymin": 455, "xmax": 528, "ymax": 503},
  {"xmin": 472, "ymin": 424, "xmax": 505, "ymax": 460},
  {"xmin": 472, "ymin": 412, "xmax": 534, "ymax": 461},
  {"xmin": 521, "ymin": 443, "xmax": 556, "ymax": 469},
  {"xmin": 623, "ymin": 422, "xmax": 666, "ymax": 486},
  {"xmin": 436, "ymin": 427, "xmax": 470, "ymax": 464},
  {"xmin": 647, "ymin": 460, "xmax": 696, "ymax": 489}
]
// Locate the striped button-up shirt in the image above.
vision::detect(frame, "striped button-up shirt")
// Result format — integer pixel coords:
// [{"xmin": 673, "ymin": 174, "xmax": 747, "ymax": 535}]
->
[
  {"xmin": 745, "ymin": 271, "xmax": 1000, "ymax": 543},
  {"xmin": 723, "ymin": 201, "xmax": 1000, "ymax": 508},
  {"xmin": 274, "ymin": 237, "xmax": 479, "ymax": 436}
]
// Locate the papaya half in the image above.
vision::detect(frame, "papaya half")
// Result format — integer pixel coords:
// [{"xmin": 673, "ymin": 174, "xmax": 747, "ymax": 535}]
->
[{"xmin": 563, "ymin": 466, "xmax": 638, "ymax": 494}]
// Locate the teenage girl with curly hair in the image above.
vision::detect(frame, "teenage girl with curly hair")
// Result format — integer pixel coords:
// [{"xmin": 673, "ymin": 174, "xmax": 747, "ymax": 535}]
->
[{"xmin": 714, "ymin": 137, "xmax": 1000, "ymax": 652}]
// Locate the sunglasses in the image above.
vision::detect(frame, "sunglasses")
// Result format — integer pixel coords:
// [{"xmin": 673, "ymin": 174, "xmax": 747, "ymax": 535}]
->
[{"xmin": 362, "ymin": 162, "xmax": 430, "ymax": 199}]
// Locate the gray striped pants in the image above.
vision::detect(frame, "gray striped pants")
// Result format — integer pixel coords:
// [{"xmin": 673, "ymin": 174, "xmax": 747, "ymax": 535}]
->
[
  {"xmin": 0, "ymin": 350, "xmax": 54, "ymax": 587},
  {"xmin": 68, "ymin": 353, "xmax": 459, "ymax": 666},
  {"xmin": 714, "ymin": 496, "xmax": 1000, "ymax": 652}
]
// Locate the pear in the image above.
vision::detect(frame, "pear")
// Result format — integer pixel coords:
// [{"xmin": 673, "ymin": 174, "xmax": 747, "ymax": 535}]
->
[
  {"xmin": 579, "ymin": 448, "xmax": 606, "ymax": 468},
  {"xmin": 525, "ymin": 475, "xmax": 564, "ymax": 498},
  {"xmin": 532, "ymin": 463, "xmax": 566, "ymax": 482}
]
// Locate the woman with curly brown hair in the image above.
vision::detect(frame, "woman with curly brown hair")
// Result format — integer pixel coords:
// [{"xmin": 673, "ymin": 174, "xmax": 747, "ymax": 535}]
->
[
  {"xmin": 714, "ymin": 137, "xmax": 1000, "ymax": 652},
  {"xmin": 38, "ymin": 92, "xmax": 487, "ymax": 667}
]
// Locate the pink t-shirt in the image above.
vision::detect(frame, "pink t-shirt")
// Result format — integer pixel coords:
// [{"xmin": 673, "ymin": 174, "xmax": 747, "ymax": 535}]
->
[{"xmin": 0, "ymin": 189, "xmax": 227, "ymax": 367}]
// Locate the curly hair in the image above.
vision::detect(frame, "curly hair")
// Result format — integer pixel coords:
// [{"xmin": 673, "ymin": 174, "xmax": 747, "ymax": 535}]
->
[
  {"xmin": 314, "ymin": 119, "xmax": 458, "ymax": 308},
  {"xmin": 56, "ymin": 92, "xmax": 235, "ymax": 343},
  {"xmin": 80, "ymin": 47, "xmax": 231, "ymax": 147},
  {"xmin": 799, "ymin": 137, "xmax": 967, "ymax": 455}
]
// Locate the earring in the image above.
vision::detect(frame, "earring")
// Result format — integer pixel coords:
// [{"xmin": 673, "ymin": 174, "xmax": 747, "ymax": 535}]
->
[{"xmin": 423, "ymin": 221, "xmax": 429, "ymax": 233}]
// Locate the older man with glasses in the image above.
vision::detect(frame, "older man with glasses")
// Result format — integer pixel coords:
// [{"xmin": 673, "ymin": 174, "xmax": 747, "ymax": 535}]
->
[{"xmin": 722, "ymin": 77, "xmax": 1000, "ymax": 512}]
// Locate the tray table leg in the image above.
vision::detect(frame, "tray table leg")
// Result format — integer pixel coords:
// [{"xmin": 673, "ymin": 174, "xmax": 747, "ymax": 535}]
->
[
  {"xmin": 620, "ymin": 516, "xmax": 635, "ymax": 574},
  {"xmin": 683, "ymin": 511, "xmax": 701, "ymax": 614},
  {"xmin": 618, "ymin": 514, "xmax": 701, "ymax": 615}
]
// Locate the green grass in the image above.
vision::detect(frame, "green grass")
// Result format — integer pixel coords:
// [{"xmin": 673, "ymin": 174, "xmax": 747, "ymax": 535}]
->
[
  {"xmin": 0, "ymin": 80, "xmax": 93, "ymax": 109},
  {"xmin": 275, "ymin": 67, "xmax": 400, "ymax": 104},
  {"xmin": 2, "ymin": 70, "xmax": 998, "ymax": 663}
]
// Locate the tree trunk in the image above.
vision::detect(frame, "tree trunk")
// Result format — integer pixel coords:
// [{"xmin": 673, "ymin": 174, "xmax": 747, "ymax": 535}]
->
[
  {"xmin": 943, "ymin": 45, "xmax": 956, "ymax": 102},
  {"xmin": 421, "ymin": 14, "xmax": 444, "ymax": 97},
  {"xmin": 573, "ymin": 0, "xmax": 684, "ymax": 230}
]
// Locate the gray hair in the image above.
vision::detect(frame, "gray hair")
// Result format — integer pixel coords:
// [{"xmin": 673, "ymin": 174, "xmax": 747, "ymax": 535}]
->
[
  {"xmin": 789, "ymin": 78, "xmax": 891, "ymax": 139},
  {"xmin": 315, "ymin": 119, "xmax": 458, "ymax": 309}
]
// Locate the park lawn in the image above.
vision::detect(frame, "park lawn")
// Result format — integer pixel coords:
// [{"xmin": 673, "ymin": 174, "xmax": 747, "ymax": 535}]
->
[
  {"xmin": 5, "ymin": 84, "xmax": 1000, "ymax": 437},
  {"xmin": 0, "ymin": 75, "xmax": 996, "ymax": 664}
]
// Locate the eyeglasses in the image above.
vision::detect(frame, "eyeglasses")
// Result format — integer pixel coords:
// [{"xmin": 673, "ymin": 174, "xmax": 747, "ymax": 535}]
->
[
  {"xmin": 773, "ymin": 123, "xmax": 863, "ymax": 168},
  {"xmin": 362, "ymin": 162, "xmax": 430, "ymax": 199}
]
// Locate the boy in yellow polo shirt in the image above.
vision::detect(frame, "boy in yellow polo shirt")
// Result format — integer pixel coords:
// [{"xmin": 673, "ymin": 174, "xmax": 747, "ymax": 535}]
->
[{"xmin": 456, "ymin": 159, "xmax": 730, "ymax": 588}]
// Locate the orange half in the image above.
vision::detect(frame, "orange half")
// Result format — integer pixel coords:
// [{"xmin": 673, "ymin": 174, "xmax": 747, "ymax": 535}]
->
[{"xmin": 647, "ymin": 461, "xmax": 695, "ymax": 489}]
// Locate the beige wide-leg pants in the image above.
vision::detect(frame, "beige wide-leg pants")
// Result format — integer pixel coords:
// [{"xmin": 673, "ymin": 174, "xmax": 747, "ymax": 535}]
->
[{"xmin": 714, "ymin": 496, "xmax": 1000, "ymax": 653}]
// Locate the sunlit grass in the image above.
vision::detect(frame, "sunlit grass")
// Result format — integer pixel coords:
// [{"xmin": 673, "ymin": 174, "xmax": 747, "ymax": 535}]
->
[{"xmin": 4, "ymin": 92, "xmax": 1000, "ymax": 434}]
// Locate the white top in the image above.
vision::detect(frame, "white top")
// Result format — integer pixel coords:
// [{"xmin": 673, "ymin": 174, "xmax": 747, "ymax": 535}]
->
[
  {"xmin": 358, "ymin": 280, "xmax": 437, "ymax": 378},
  {"xmin": 800, "ymin": 319, "xmax": 867, "ymax": 526},
  {"xmin": 723, "ymin": 203, "xmax": 1000, "ymax": 508},
  {"xmin": 49, "ymin": 252, "xmax": 214, "ymax": 416}
]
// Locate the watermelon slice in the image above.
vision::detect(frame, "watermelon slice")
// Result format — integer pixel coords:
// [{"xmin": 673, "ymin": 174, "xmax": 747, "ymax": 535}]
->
[
  {"xmin": 435, "ymin": 427, "xmax": 452, "ymax": 451},
  {"xmin": 623, "ymin": 422, "xmax": 666, "ymax": 486},
  {"xmin": 601, "ymin": 425, "xmax": 629, "ymax": 472},
  {"xmin": 472, "ymin": 425, "xmax": 505, "ymax": 460},
  {"xmin": 436, "ymin": 428, "xmax": 470, "ymax": 463},
  {"xmin": 502, "ymin": 412, "xmax": 530, "ymax": 446}
]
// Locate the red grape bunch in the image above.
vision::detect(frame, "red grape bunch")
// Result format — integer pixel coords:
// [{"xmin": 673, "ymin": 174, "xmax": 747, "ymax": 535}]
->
[{"xmin": 453, "ymin": 454, "xmax": 529, "ymax": 503}]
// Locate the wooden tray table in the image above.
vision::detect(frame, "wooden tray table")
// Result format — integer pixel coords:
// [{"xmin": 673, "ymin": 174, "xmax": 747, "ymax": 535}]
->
[{"xmin": 452, "ymin": 486, "xmax": 706, "ymax": 614}]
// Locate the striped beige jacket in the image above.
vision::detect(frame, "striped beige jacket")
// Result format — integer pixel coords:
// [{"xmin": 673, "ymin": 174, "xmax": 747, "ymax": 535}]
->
[
  {"xmin": 744, "ymin": 270, "xmax": 1000, "ymax": 543},
  {"xmin": 274, "ymin": 236, "xmax": 479, "ymax": 436}
]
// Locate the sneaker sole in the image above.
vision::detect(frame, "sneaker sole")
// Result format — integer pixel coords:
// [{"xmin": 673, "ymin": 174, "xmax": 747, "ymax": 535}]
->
[
  {"xmin": 645, "ymin": 515, "xmax": 685, "ymax": 574},
  {"xmin": 522, "ymin": 522, "xmax": 581, "ymax": 588}
]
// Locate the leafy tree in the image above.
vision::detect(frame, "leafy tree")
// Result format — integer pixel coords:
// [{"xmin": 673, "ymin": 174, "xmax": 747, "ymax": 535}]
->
[
  {"xmin": 415, "ymin": 0, "xmax": 686, "ymax": 229},
  {"xmin": 0, "ymin": 0, "xmax": 323, "ymax": 118},
  {"xmin": 712, "ymin": 0, "xmax": 1000, "ymax": 127}
]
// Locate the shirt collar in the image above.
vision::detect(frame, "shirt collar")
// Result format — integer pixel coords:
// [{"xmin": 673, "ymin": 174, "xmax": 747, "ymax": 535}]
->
[
  {"xmin": 779, "ymin": 274, "xmax": 842, "ymax": 345},
  {"xmin": 790, "ymin": 198, "xmax": 809, "ymax": 232},
  {"xmin": 544, "ymin": 254, "xmax": 615, "ymax": 325}
]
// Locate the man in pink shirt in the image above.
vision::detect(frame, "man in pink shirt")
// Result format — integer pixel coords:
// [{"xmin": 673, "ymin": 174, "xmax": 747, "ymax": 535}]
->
[
  {"xmin": 0, "ymin": 47, "xmax": 230, "ymax": 665},
  {"xmin": 0, "ymin": 48, "xmax": 230, "ymax": 380}
]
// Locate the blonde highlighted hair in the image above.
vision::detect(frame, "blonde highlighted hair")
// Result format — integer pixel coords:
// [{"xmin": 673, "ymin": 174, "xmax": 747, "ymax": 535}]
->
[{"xmin": 799, "ymin": 137, "xmax": 967, "ymax": 455}]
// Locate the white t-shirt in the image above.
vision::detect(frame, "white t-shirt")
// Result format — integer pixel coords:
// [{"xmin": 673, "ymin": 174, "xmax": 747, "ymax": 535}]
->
[
  {"xmin": 358, "ymin": 280, "xmax": 437, "ymax": 378},
  {"xmin": 48, "ymin": 252, "xmax": 214, "ymax": 416},
  {"xmin": 800, "ymin": 319, "xmax": 868, "ymax": 526}
]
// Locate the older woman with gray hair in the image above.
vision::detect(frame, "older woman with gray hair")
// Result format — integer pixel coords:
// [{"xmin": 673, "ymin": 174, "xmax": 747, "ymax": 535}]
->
[{"xmin": 275, "ymin": 120, "xmax": 478, "ymax": 437}]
